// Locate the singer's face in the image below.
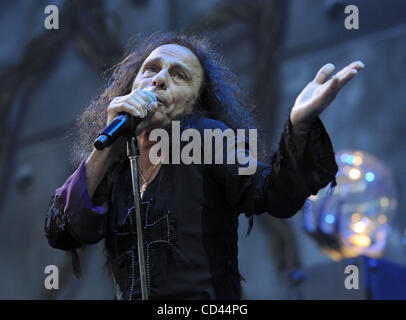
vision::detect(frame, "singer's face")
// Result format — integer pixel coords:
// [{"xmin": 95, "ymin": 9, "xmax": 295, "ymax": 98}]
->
[{"xmin": 131, "ymin": 44, "xmax": 204, "ymax": 129}]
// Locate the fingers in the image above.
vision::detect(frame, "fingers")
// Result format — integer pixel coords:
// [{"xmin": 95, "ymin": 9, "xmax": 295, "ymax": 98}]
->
[
  {"xmin": 129, "ymin": 89, "xmax": 158, "ymax": 112},
  {"xmin": 316, "ymin": 60, "xmax": 364, "ymax": 98},
  {"xmin": 109, "ymin": 102, "xmax": 143, "ymax": 117},
  {"xmin": 110, "ymin": 97, "xmax": 145, "ymax": 117},
  {"xmin": 324, "ymin": 75, "xmax": 340, "ymax": 100},
  {"xmin": 329, "ymin": 61, "xmax": 363, "ymax": 92},
  {"xmin": 314, "ymin": 66, "xmax": 358, "ymax": 109},
  {"xmin": 336, "ymin": 68, "xmax": 358, "ymax": 88},
  {"xmin": 335, "ymin": 61, "xmax": 364, "ymax": 81},
  {"xmin": 311, "ymin": 76, "xmax": 339, "ymax": 109},
  {"xmin": 107, "ymin": 90, "xmax": 152, "ymax": 125},
  {"xmin": 128, "ymin": 96, "xmax": 148, "ymax": 116},
  {"xmin": 314, "ymin": 60, "xmax": 364, "ymax": 86},
  {"xmin": 314, "ymin": 63, "xmax": 336, "ymax": 84}
]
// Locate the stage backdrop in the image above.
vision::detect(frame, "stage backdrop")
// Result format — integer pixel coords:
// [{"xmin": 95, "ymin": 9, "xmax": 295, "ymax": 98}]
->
[{"xmin": 0, "ymin": 0, "xmax": 405, "ymax": 299}]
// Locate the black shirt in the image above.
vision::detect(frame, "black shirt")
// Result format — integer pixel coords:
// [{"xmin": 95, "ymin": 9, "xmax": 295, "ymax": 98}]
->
[{"xmin": 45, "ymin": 115, "xmax": 338, "ymax": 299}]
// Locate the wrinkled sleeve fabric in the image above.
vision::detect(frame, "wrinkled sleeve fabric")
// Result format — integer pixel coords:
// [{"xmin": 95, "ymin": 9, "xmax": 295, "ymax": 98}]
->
[
  {"xmin": 44, "ymin": 159, "xmax": 110, "ymax": 249},
  {"xmin": 195, "ymin": 116, "xmax": 338, "ymax": 219},
  {"xmin": 261, "ymin": 116, "xmax": 338, "ymax": 218}
]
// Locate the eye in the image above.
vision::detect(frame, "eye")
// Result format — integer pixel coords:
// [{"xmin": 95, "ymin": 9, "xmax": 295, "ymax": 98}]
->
[
  {"xmin": 176, "ymin": 72, "xmax": 186, "ymax": 80},
  {"xmin": 175, "ymin": 72, "xmax": 186, "ymax": 80},
  {"xmin": 144, "ymin": 65, "xmax": 158, "ymax": 73}
]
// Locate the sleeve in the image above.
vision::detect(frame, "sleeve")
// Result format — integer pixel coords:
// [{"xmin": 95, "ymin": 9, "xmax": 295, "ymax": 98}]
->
[
  {"xmin": 261, "ymin": 116, "xmax": 339, "ymax": 218},
  {"xmin": 44, "ymin": 159, "xmax": 110, "ymax": 249},
  {"xmin": 195, "ymin": 116, "xmax": 338, "ymax": 219}
]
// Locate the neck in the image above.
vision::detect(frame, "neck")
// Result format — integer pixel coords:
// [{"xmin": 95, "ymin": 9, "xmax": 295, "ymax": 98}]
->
[{"xmin": 136, "ymin": 130, "xmax": 158, "ymax": 168}]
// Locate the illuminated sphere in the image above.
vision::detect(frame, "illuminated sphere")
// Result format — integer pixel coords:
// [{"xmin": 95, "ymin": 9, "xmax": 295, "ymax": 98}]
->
[{"xmin": 303, "ymin": 150, "xmax": 398, "ymax": 261}]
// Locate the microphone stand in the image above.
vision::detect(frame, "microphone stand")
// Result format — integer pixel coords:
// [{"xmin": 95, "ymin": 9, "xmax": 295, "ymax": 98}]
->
[
  {"xmin": 94, "ymin": 90, "xmax": 157, "ymax": 300},
  {"xmin": 126, "ymin": 124, "xmax": 148, "ymax": 300}
]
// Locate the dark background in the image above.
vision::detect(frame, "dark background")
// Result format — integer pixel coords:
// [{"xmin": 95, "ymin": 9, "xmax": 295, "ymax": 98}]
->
[{"xmin": 0, "ymin": 0, "xmax": 405, "ymax": 299}]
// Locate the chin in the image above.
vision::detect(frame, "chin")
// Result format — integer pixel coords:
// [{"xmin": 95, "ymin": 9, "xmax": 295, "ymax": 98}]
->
[{"xmin": 136, "ymin": 110, "xmax": 170, "ymax": 136}]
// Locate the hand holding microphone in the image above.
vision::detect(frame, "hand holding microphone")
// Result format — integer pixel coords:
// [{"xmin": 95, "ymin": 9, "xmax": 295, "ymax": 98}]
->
[{"xmin": 94, "ymin": 89, "xmax": 158, "ymax": 150}]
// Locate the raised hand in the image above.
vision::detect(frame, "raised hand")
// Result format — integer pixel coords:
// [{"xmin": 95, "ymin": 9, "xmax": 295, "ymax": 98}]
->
[{"xmin": 290, "ymin": 61, "xmax": 365, "ymax": 135}]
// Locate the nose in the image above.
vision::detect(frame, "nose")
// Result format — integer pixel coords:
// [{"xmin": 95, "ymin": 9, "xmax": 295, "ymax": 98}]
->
[{"xmin": 152, "ymin": 69, "xmax": 167, "ymax": 90}]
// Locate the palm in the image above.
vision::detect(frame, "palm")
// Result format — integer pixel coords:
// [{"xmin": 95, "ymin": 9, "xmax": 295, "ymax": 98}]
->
[{"xmin": 290, "ymin": 61, "xmax": 364, "ymax": 133}]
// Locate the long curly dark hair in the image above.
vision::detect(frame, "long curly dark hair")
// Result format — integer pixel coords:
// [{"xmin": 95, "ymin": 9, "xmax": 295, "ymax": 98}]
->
[{"xmin": 69, "ymin": 32, "xmax": 257, "ymax": 166}]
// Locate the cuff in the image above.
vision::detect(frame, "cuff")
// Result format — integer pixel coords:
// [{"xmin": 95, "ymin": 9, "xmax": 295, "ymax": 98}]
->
[
  {"xmin": 284, "ymin": 117, "xmax": 338, "ymax": 195},
  {"xmin": 55, "ymin": 159, "xmax": 108, "ymax": 244},
  {"xmin": 271, "ymin": 116, "xmax": 338, "ymax": 206}
]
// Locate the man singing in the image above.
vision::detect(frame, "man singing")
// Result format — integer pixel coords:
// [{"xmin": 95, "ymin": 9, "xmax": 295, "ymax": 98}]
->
[{"xmin": 44, "ymin": 32, "xmax": 364, "ymax": 300}]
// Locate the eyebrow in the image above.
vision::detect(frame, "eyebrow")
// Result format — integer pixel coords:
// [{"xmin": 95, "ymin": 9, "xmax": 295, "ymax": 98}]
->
[{"xmin": 143, "ymin": 57, "xmax": 193, "ymax": 79}]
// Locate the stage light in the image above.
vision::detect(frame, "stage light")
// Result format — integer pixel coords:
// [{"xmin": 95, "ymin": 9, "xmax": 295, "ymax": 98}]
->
[
  {"xmin": 349, "ymin": 168, "xmax": 361, "ymax": 180},
  {"xmin": 303, "ymin": 150, "xmax": 398, "ymax": 260},
  {"xmin": 365, "ymin": 171, "xmax": 375, "ymax": 182},
  {"xmin": 353, "ymin": 154, "xmax": 363, "ymax": 166},
  {"xmin": 353, "ymin": 221, "xmax": 366, "ymax": 233},
  {"xmin": 348, "ymin": 234, "xmax": 371, "ymax": 247},
  {"xmin": 325, "ymin": 214, "xmax": 335, "ymax": 224},
  {"xmin": 380, "ymin": 197, "xmax": 389, "ymax": 207}
]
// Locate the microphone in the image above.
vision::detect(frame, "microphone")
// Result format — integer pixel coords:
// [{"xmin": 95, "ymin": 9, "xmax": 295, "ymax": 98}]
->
[{"xmin": 93, "ymin": 90, "xmax": 157, "ymax": 150}]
